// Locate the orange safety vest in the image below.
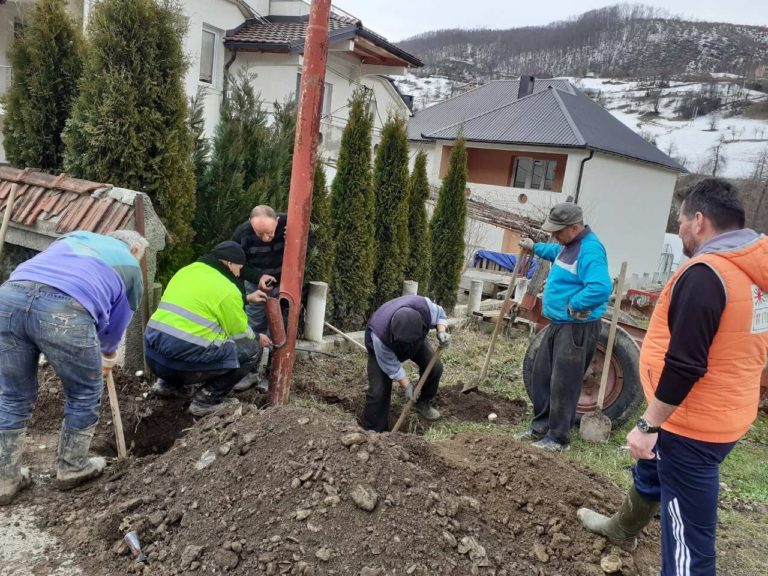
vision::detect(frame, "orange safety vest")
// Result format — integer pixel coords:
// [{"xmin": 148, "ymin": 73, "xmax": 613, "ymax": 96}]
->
[{"xmin": 640, "ymin": 235, "xmax": 768, "ymax": 443}]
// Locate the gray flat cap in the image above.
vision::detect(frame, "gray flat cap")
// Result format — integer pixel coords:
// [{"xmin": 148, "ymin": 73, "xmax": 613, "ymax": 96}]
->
[{"xmin": 542, "ymin": 203, "xmax": 583, "ymax": 232}]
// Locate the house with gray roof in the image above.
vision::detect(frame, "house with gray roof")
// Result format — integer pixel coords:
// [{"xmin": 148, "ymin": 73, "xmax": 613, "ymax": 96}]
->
[{"xmin": 410, "ymin": 76, "xmax": 685, "ymax": 280}]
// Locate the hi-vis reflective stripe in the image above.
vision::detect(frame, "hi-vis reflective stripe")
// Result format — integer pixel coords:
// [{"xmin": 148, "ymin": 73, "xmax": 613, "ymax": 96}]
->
[
  {"xmin": 668, "ymin": 497, "xmax": 691, "ymax": 576},
  {"xmin": 158, "ymin": 302, "xmax": 224, "ymax": 334},
  {"xmin": 147, "ymin": 319, "xmax": 224, "ymax": 348},
  {"xmin": 232, "ymin": 327, "xmax": 256, "ymax": 340}
]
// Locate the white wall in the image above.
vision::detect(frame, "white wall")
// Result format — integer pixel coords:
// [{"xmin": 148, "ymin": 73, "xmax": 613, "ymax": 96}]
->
[
  {"xmin": 578, "ymin": 153, "xmax": 678, "ymax": 279},
  {"xmin": 418, "ymin": 140, "xmax": 590, "ymax": 254},
  {"xmin": 233, "ymin": 50, "xmax": 409, "ymax": 160},
  {"xmin": 181, "ymin": 0, "xmax": 248, "ymax": 139}
]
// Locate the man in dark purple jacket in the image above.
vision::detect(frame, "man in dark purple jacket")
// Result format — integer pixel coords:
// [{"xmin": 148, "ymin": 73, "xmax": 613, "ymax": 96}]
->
[
  {"xmin": 363, "ymin": 295, "xmax": 451, "ymax": 432},
  {"xmin": 0, "ymin": 230, "xmax": 146, "ymax": 505}
]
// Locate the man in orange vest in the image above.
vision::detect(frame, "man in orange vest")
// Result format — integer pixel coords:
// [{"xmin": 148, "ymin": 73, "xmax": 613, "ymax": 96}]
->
[{"xmin": 577, "ymin": 178, "xmax": 768, "ymax": 575}]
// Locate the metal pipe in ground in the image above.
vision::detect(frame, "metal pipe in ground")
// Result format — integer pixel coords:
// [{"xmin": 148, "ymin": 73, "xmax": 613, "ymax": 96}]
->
[{"xmin": 269, "ymin": 0, "xmax": 331, "ymax": 406}]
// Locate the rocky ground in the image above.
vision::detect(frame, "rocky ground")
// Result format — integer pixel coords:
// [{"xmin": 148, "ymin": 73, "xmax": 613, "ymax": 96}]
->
[{"xmin": 2, "ymin": 348, "xmax": 664, "ymax": 576}]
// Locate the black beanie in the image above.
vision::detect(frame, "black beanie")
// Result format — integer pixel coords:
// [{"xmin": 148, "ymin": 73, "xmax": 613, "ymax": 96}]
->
[
  {"xmin": 390, "ymin": 308, "xmax": 425, "ymax": 344},
  {"xmin": 211, "ymin": 241, "xmax": 246, "ymax": 265}
]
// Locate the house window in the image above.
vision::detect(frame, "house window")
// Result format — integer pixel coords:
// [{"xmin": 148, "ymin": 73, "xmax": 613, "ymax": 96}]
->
[
  {"xmin": 295, "ymin": 73, "xmax": 333, "ymax": 117},
  {"xmin": 199, "ymin": 28, "xmax": 217, "ymax": 84},
  {"xmin": 512, "ymin": 157, "xmax": 559, "ymax": 191}
]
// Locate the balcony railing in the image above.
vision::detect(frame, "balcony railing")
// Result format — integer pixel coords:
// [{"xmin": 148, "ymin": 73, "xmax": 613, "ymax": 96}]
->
[{"xmin": 0, "ymin": 65, "xmax": 11, "ymax": 99}]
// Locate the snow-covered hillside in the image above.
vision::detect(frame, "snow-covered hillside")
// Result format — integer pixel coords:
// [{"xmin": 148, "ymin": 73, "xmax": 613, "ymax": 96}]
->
[
  {"xmin": 574, "ymin": 77, "xmax": 768, "ymax": 179},
  {"xmin": 393, "ymin": 73, "xmax": 768, "ymax": 180}
]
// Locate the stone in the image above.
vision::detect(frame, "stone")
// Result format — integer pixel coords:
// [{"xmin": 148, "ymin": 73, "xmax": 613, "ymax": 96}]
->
[
  {"xmin": 600, "ymin": 554, "xmax": 622, "ymax": 573},
  {"xmin": 442, "ymin": 531, "xmax": 457, "ymax": 548},
  {"xmin": 180, "ymin": 545, "xmax": 204, "ymax": 569},
  {"xmin": 357, "ymin": 451, "xmax": 370, "ymax": 463},
  {"xmin": 295, "ymin": 509, "xmax": 312, "ymax": 521},
  {"xmin": 214, "ymin": 548, "xmax": 240, "ymax": 570},
  {"xmin": 315, "ymin": 546, "xmax": 332, "ymax": 562},
  {"xmin": 341, "ymin": 432, "xmax": 367, "ymax": 447},
  {"xmin": 550, "ymin": 532, "xmax": 572, "ymax": 549},
  {"xmin": 533, "ymin": 542, "xmax": 549, "ymax": 563},
  {"xmin": 218, "ymin": 443, "xmax": 232, "ymax": 456},
  {"xmin": 323, "ymin": 495, "xmax": 340, "ymax": 507},
  {"xmin": 350, "ymin": 485, "xmax": 378, "ymax": 512},
  {"xmin": 298, "ymin": 417, "xmax": 310, "ymax": 425},
  {"xmin": 148, "ymin": 511, "xmax": 165, "ymax": 526},
  {"xmin": 167, "ymin": 508, "xmax": 184, "ymax": 526}
]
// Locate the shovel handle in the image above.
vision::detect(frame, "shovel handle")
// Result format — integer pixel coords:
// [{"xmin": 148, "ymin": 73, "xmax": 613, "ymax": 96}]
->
[
  {"xmin": 392, "ymin": 346, "xmax": 444, "ymax": 433},
  {"xmin": 105, "ymin": 370, "xmax": 127, "ymax": 458},
  {"xmin": 596, "ymin": 262, "xmax": 627, "ymax": 411},
  {"xmin": 324, "ymin": 321, "xmax": 368, "ymax": 353},
  {"xmin": 478, "ymin": 249, "xmax": 529, "ymax": 381}
]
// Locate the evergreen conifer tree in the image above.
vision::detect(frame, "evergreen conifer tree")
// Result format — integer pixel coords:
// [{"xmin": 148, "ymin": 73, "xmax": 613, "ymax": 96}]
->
[
  {"xmin": 429, "ymin": 137, "xmax": 468, "ymax": 311},
  {"xmin": 404, "ymin": 149, "xmax": 431, "ymax": 293},
  {"xmin": 304, "ymin": 163, "xmax": 334, "ymax": 286},
  {"xmin": 63, "ymin": 0, "xmax": 195, "ymax": 280},
  {"xmin": 371, "ymin": 113, "xmax": 410, "ymax": 311},
  {"xmin": 2, "ymin": 0, "xmax": 83, "ymax": 171},
  {"xmin": 329, "ymin": 89, "xmax": 375, "ymax": 330}
]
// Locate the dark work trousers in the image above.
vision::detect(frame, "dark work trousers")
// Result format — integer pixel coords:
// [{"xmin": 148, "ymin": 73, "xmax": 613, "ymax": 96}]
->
[
  {"xmin": 529, "ymin": 320, "xmax": 601, "ymax": 445},
  {"xmin": 147, "ymin": 338, "xmax": 262, "ymax": 404},
  {"xmin": 633, "ymin": 430, "xmax": 736, "ymax": 576},
  {"xmin": 362, "ymin": 341, "xmax": 443, "ymax": 432}
]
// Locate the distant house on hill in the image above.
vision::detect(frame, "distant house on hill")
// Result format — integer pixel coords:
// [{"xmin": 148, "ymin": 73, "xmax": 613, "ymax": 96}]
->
[{"xmin": 408, "ymin": 76, "xmax": 686, "ymax": 280}]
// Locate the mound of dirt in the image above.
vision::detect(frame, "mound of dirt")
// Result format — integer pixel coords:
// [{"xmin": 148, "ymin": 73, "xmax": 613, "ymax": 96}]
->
[{"xmin": 38, "ymin": 404, "xmax": 659, "ymax": 576}]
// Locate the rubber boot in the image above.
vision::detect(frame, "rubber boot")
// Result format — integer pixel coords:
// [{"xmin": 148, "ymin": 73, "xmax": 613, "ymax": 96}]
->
[
  {"xmin": 56, "ymin": 424, "xmax": 106, "ymax": 491},
  {"xmin": 577, "ymin": 485, "xmax": 659, "ymax": 550},
  {"xmin": 0, "ymin": 428, "xmax": 31, "ymax": 505}
]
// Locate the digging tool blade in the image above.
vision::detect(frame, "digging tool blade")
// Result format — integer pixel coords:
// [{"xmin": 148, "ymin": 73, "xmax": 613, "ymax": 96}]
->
[{"xmin": 579, "ymin": 261, "xmax": 627, "ymax": 443}]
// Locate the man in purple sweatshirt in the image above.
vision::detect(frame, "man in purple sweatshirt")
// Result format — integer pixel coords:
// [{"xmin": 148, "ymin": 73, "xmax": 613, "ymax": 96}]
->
[{"xmin": 0, "ymin": 230, "xmax": 146, "ymax": 505}]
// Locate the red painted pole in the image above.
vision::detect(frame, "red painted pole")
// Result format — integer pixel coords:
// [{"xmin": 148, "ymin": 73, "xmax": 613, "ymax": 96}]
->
[{"xmin": 269, "ymin": 0, "xmax": 331, "ymax": 406}]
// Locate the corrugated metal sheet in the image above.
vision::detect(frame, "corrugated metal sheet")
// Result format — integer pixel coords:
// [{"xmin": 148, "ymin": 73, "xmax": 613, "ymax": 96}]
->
[
  {"xmin": 426, "ymin": 89, "xmax": 583, "ymax": 148},
  {"xmin": 0, "ymin": 167, "xmax": 137, "ymax": 235},
  {"xmin": 411, "ymin": 79, "xmax": 685, "ymax": 172},
  {"xmin": 408, "ymin": 80, "xmax": 575, "ymax": 141}
]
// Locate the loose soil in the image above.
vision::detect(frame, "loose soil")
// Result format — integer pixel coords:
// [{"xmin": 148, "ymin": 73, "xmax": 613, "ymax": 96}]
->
[{"xmin": 5, "ymin": 358, "xmax": 664, "ymax": 576}]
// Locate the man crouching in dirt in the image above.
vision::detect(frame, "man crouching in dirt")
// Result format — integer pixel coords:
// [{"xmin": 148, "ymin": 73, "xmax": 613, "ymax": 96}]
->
[
  {"xmin": 144, "ymin": 241, "xmax": 271, "ymax": 417},
  {"xmin": 0, "ymin": 230, "xmax": 147, "ymax": 505},
  {"xmin": 362, "ymin": 295, "xmax": 451, "ymax": 432}
]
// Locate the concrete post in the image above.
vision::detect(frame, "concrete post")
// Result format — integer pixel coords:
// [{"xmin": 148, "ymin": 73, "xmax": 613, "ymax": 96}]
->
[
  {"xmin": 402, "ymin": 280, "xmax": 418, "ymax": 296},
  {"xmin": 304, "ymin": 281, "xmax": 328, "ymax": 343},
  {"xmin": 468, "ymin": 280, "xmax": 483, "ymax": 315}
]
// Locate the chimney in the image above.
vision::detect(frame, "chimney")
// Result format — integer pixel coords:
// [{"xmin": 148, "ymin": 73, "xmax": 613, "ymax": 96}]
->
[{"xmin": 518, "ymin": 75, "xmax": 535, "ymax": 99}]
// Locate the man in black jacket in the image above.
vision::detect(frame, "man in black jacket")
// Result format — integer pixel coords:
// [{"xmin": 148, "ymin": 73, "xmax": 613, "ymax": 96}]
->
[{"xmin": 231, "ymin": 205, "xmax": 286, "ymax": 390}]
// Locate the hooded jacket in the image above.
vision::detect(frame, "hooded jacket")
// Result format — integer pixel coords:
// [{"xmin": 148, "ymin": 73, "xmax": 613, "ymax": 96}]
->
[{"xmin": 640, "ymin": 230, "xmax": 768, "ymax": 443}]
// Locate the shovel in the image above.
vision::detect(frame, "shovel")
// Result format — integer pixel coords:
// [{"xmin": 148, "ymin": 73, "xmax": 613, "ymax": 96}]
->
[
  {"xmin": 579, "ymin": 261, "xmax": 627, "ymax": 443},
  {"xmin": 462, "ymin": 249, "xmax": 529, "ymax": 394},
  {"xmin": 105, "ymin": 369, "xmax": 127, "ymax": 458},
  {"xmin": 392, "ymin": 346, "xmax": 444, "ymax": 433}
]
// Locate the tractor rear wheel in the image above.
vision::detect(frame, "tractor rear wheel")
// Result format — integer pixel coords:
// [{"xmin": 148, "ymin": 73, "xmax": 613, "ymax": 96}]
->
[{"xmin": 522, "ymin": 321, "xmax": 644, "ymax": 429}]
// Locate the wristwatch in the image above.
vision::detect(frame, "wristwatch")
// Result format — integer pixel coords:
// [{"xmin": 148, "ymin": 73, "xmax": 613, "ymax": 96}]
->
[{"xmin": 637, "ymin": 417, "xmax": 660, "ymax": 434}]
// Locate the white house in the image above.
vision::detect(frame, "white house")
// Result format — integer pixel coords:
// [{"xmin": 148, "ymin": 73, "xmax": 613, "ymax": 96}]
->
[
  {"xmin": 0, "ymin": 0, "xmax": 421, "ymax": 164},
  {"xmin": 409, "ymin": 77, "xmax": 686, "ymax": 280}
]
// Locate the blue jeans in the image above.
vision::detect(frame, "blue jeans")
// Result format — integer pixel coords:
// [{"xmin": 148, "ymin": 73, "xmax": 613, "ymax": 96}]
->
[
  {"xmin": 0, "ymin": 281, "xmax": 103, "ymax": 431},
  {"xmin": 632, "ymin": 430, "xmax": 736, "ymax": 576}
]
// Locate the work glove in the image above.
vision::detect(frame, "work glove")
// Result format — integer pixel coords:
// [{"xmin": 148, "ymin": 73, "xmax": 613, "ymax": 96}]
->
[
  {"xmin": 518, "ymin": 238, "xmax": 535, "ymax": 252},
  {"xmin": 404, "ymin": 382, "xmax": 415, "ymax": 402},
  {"xmin": 436, "ymin": 331, "xmax": 451, "ymax": 348},
  {"xmin": 568, "ymin": 305, "xmax": 591, "ymax": 320},
  {"xmin": 101, "ymin": 353, "xmax": 117, "ymax": 371}
]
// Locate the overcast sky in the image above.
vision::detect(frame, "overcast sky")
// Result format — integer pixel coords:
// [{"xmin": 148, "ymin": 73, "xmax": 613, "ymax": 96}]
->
[{"xmin": 332, "ymin": 0, "xmax": 768, "ymax": 41}]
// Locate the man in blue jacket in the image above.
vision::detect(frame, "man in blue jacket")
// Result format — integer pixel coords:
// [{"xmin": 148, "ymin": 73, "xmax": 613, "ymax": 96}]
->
[{"xmin": 518, "ymin": 203, "xmax": 612, "ymax": 451}]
